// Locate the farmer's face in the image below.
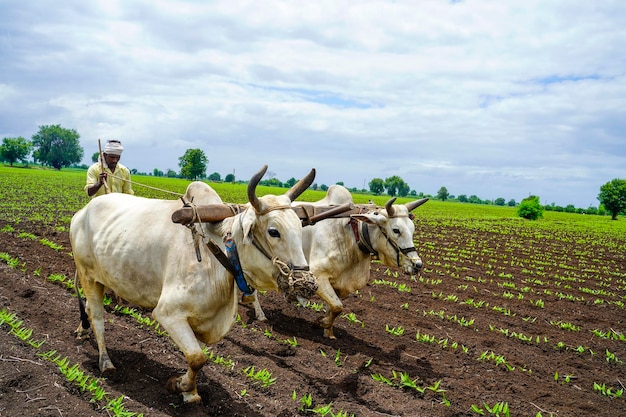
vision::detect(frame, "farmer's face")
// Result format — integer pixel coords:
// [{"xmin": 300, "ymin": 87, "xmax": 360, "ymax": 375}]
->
[{"xmin": 104, "ymin": 153, "xmax": 121, "ymax": 171}]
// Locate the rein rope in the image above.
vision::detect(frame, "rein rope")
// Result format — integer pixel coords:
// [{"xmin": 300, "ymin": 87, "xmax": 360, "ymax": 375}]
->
[{"xmin": 106, "ymin": 172, "xmax": 184, "ymax": 198}]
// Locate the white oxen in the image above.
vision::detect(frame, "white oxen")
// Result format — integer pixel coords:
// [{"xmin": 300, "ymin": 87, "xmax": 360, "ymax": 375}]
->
[
  {"xmin": 250, "ymin": 185, "xmax": 427, "ymax": 338},
  {"xmin": 70, "ymin": 165, "xmax": 317, "ymax": 403}
]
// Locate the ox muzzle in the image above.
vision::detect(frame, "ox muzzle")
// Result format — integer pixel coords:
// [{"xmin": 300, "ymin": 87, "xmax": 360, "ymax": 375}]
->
[{"xmin": 274, "ymin": 261, "xmax": 318, "ymax": 302}]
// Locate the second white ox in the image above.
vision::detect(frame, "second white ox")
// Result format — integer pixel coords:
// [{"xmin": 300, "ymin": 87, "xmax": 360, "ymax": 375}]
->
[
  {"xmin": 70, "ymin": 165, "xmax": 317, "ymax": 403},
  {"xmin": 250, "ymin": 184, "xmax": 428, "ymax": 338}
]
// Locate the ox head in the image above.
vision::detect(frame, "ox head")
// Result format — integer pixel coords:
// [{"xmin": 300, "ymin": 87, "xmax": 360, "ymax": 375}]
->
[
  {"xmin": 351, "ymin": 197, "xmax": 428, "ymax": 275},
  {"xmin": 239, "ymin": 165, "xmax": 318, "ymax": 301}
]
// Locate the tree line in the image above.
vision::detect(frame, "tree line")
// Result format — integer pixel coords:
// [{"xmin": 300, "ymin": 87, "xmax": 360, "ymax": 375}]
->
[
  {"xmin": 2, "ymin": 124, "xmax": 625, "ymax": 219},
  {"xmin": 0, "ymin": 124, "xmax": 209, "ymax": 181}
]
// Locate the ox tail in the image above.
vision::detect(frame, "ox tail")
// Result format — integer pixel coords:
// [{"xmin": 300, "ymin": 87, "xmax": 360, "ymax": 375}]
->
[{"xmin": 74, "ymin": 271, "xmax": 91, "ymax": 330}]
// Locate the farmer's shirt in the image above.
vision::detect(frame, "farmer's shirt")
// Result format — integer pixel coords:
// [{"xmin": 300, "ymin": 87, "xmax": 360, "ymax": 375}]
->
[{"xmin": 85, "ymin": 162, "xmax": 134, "ymax": 197}]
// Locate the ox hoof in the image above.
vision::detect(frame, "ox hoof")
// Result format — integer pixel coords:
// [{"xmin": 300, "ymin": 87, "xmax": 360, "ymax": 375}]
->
[
  {"xmin": 323, "ymin": 328, "xmax": 337, "ymax": 340},
  {"xmin": 75, "ymin": 332, "xmax": 90, "ymax": 341},
  {"xmin": 74, "ymin": 325, "xmax": 90, "ymax": 340},
  {"xmin": 99, "ymin": 359, "xmax": 116, "ymax": 374},
  {"xmin": 166, "ymin": 377, "xmax": 201, "ymax": 404},
  {"xmin": 182, "ymin": 391, "xmax": 202, "ymax": 404}
]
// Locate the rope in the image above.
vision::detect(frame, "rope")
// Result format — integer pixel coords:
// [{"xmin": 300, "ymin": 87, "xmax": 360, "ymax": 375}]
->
[
  {"xmin": 107, "ymin": 172, "xmax": 184, "ymax": 198},
  {"xmin": 272, "ymin": 258, "xmax": 291, "ymax": 277}
]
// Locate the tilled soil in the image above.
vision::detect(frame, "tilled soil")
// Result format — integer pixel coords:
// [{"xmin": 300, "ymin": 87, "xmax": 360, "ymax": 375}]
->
[{"xmin": 1, "ymin": 219, "xmax": 625, "ymax": 417}]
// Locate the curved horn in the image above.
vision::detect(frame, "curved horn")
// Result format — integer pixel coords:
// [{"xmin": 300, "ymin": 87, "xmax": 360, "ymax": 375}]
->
[
  {"xmin": 285, "ymin": 168, "xmax": 316, "ymax": 202},
  {"xmin": 385, "ymin": 197, "xmax": 397, "ymax": 217},
  {"xmin": 247, "ymin": 165, "xmax": 268, "ymax": 212},
  {"xmin": 405, "ymin": 197, "xmax": 429, "ymax": 212}
]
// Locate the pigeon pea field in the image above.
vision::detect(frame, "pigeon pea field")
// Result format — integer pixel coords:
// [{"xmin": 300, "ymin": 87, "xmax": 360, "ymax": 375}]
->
[{"xmin": 1, "ymin": 165, "xmax": 625, "ymax": 417}]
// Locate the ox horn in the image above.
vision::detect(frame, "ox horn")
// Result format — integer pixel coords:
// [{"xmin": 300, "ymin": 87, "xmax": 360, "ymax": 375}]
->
[
  {"xmin": 385, "ymin": 197, "xmax": 398, "ymax": 217},
  {"xmin": 405, "ymin": 197, "xmax": 429, "ymax": 212},
  {"xmin": 285, "ymin": 168, "xmax": 316, "ymax": 202},
  {"xmin": 247, "ymin": 165, "xmax": 268, "ymax": 212}
]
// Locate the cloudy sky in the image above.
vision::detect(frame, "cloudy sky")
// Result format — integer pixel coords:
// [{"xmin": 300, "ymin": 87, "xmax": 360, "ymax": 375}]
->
[{"xmin": 1, "ymin": 1, "xmax": 624, "ymax": 207}]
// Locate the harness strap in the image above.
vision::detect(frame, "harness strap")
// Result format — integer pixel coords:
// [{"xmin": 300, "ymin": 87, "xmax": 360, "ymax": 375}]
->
[
  {"xmin": 358, "ymin": 222, "xmax": 379, "ymax": 256},
  {"xmin": 205, "ymin": 239, "xmax": 237, "ymax": 275},
  {"xmin": 225, "ymin": 235, "xmax": 255, "ymax": 296},
  {"xmin": 350, "ymin": 216, "xmax": 417, "ymax": 265},
  {"xmin": 204, "ymin": 238, "xmax": 255, "ymax": 296}
]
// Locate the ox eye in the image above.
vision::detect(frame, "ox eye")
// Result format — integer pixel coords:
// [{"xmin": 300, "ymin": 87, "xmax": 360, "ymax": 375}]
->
[
  {"xmin": 268, "ymin": 228, "xmax": 281, "ymax": 238},
  {"xmin": 393, "ymin": 228, "xmax": 401, "ymax": 235}
]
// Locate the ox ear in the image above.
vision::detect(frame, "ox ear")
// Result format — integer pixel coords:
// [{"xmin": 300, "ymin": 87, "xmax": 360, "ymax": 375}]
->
[
  {"xmin": 350, "ymin": 213, "xmax": 385, "ymax": 225},
  {"xmin": 241, "ymin": 208, "xmax": 257, "ymax": 244}
]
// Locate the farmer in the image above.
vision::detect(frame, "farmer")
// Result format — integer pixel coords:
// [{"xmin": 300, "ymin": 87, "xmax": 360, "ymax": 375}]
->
[{"xmin": 85, "ymin": 139, "xmax": 134, "ymax": 197}]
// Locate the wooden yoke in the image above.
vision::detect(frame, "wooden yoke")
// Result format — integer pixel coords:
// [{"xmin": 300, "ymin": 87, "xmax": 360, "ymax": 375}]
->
[
  {"xmin": 171, "ymin": 203, "xmax": 245, "ymax": 225},
  {"xmin": 171, "ymin": 202, "xmax": 357, "ymax": 226}
]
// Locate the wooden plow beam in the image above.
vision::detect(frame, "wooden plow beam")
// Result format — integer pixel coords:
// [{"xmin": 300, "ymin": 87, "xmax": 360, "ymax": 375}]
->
[{"xmin": 171, "ymin": 202, "xmax": 367, "ymax": 226}]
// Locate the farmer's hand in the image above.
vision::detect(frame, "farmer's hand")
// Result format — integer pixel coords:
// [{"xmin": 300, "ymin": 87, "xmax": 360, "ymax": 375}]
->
[{"xmin": 98, "ymin": 172, "xmax": 108, "ymax": 184}]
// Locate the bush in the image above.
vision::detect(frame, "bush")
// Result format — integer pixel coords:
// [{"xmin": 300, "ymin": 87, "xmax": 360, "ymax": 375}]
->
[{"xmin": 517, "ymin": 195, "xmax": 544, "ymax": 220}]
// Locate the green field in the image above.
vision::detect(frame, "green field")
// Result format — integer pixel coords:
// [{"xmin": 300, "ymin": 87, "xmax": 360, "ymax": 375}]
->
[
  {"xmin": 2, "ymin": 164, "xmax": 626, "ymax": 416},
  {"xmin": 1, "ymin": 165, "xmax": 624, "ymax": 240}
]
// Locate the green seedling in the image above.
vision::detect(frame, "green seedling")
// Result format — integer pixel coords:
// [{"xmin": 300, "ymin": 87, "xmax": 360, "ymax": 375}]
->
[
  {"xmin": 593, "ymin": 382, "xmax": 623, "ymax": 398},
  {"xmin": 385, "ymin": 325, "xmax": 405, "ymax": 336},
  {"xmin": 283, "ymin": 336, "xmax": 298, "ymax": 347},
  {"xmin": 342, "ymin": 312, "xmax": 363, "ymax": 327},
  {"xmin": 334, "ymin": 349, "xmax": 343, "ymax": 367},
  {"xmin": 243, "ymin": 366, "xmax": 277, "ymax": 387}
]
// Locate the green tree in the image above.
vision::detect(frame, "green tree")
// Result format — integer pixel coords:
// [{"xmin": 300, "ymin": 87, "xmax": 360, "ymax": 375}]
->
[
  {"xmin": 507, "ymin": 199, "xmax": 516, "ymax": 207},
  {"xmin": 285, "ymin": 177, "xmax": 297, "ymax": 188},
  {"xmin": 208, "ymin": 172, "xmax": 221, "ymax": 181},
  {"xmin": 263, "ymin": 177, "xmax": 282, "ymax": 187},
  {"xmin": 436, "ymin": 186, "xmax": 449, "ymax": 201},
  {"xmin": 153, "ymin": 168, "xmax": 164, "ymax": 177},
  {"xmin": 457, "ymin": 194, "xmax": 468, "ymax": 203},
  {"xmin": 166, "ymin": 169, "xmax": 177, "ymax": 178},
  {"xmin": 0, "ymin": 137, "xmax": 32, "ymax": 166},
  {"xmin": 178, "ymin": 148, "xmax": 208, "ymax": 180},
  {"xmin": 469, "ymin": 195, "xmax": 482, "ymax": 204},
  {"xmin": 31, "ymin": 125, "xmax": 83, "ymax": 169},
  {"xmin": 494, "ymin": 198, "xmax": 506, "ymax": 206},
  {"xmin": 369, "ymin": 178, "xmax": 384, "ymax": 195},
  {"xmin": 224, "ymin": 173, "xmax": 235, "ymax": 183},
  {"xmin": 91, "ymin": 151, "xmax": 99, "ymax": 163},
  {"xmin": 598, "ymin": 178, "xmax": 626, "ymax": 220},
  {"xmin": 384, "ymin": 175, "xmax": 408, "ymax": 197},
  {"xmin": 517, "ymin": 195, "xmax": 544, "ymax": 220}
]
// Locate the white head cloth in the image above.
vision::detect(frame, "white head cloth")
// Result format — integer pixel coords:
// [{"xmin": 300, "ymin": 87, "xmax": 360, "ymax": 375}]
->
[{"xmin": 103, "ymin": 140, "xmax": 124, "ymax": 155}]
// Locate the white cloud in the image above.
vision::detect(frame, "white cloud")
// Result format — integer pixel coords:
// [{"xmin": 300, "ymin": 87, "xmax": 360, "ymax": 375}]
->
[{"xmin": 0, "ymin": 0, "xmax": 625, "ymax": 207}]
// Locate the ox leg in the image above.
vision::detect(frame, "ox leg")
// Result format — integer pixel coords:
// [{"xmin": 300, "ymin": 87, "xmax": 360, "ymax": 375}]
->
[
  {"xmin": 153, "ymin": 313, "xmax": 205, "ymax": 404},
  {"xmin": 241, "ymin": 290, "xmax": 267, "ymax": 322},
  {"xmin": 82, "ymin": 280, "xmax": 116, "ymax": 373},
  {"xmin": 316, "ymin": 280, "xmax": 344, "ymax": 339},
  {"xmin": 74, "ymin": 300, "xmax": 90, "ymax": 340}
]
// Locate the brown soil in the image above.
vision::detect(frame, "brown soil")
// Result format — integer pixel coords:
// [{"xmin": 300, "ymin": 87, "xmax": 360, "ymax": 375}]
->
[{"xmin": 0, "ymin": 219, "xmax": 625, "ymax": 417}]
